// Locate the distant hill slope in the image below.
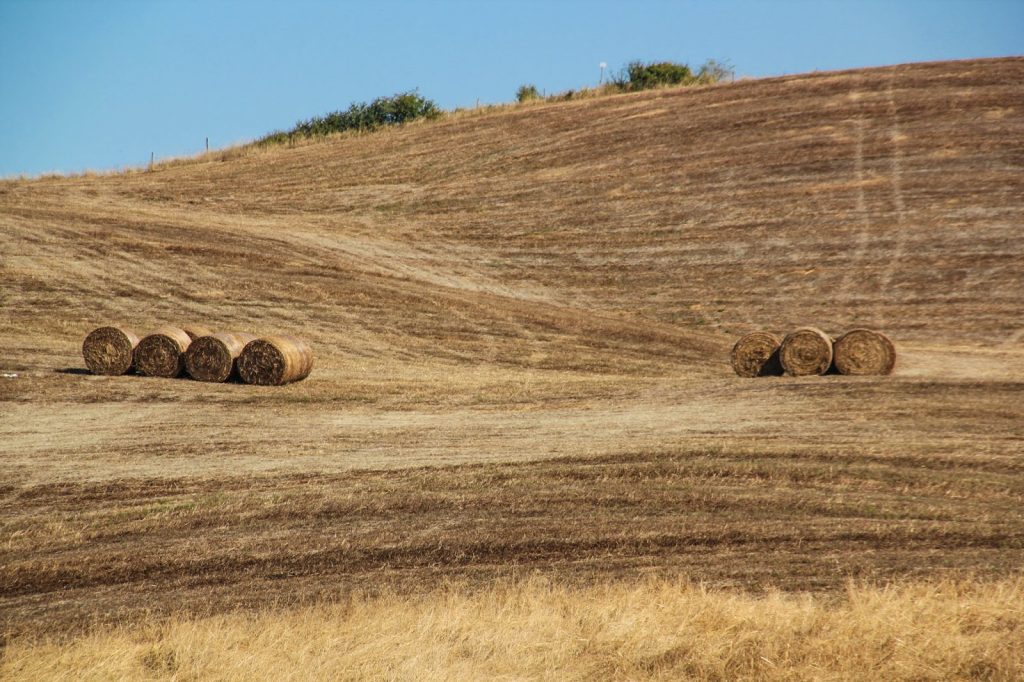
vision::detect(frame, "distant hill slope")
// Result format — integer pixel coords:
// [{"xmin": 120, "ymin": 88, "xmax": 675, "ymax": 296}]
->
[{"xmin": 3, "ymin": 58, "xmax": 1022, "ymax": 365}]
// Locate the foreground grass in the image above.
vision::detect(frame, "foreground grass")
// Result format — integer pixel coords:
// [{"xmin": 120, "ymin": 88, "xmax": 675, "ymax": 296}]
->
[{"xmin": 4, "ymin": 577, "xmax": 1022, "ymax": 681}]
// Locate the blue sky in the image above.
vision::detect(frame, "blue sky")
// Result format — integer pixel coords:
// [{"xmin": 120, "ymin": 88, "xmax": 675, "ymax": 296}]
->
[{"xmin": 1, "ymin": 0, "xmax": 1021, "ymax": 177}]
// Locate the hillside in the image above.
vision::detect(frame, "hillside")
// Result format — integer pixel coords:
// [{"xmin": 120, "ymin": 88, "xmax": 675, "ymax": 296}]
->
[{"xmin": 1, "ymin": 57, "xmax": 1023, "ymax": 637}]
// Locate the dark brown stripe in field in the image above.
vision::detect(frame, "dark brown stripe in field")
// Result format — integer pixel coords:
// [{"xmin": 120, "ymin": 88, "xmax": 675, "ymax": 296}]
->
[{"xmin": 3, "ymin": 448, "xmax": 1023, "ymax": 637}]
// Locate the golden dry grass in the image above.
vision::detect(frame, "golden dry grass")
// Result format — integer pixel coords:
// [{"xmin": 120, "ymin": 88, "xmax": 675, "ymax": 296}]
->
[{"xmin": 4, "ymin": 578, "xmax": 1022, "ymax": 681}]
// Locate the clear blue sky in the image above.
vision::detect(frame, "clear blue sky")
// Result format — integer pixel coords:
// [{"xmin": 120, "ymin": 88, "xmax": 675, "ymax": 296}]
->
[{"xmin": 1, "ymin": 0, "xmax": 1021, "ymax": 177}]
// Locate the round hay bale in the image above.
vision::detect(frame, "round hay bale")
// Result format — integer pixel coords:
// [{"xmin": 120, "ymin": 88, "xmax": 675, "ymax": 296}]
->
[
  {"xmin": 730, "ymin": 331, "xmax": 783, "ymax": 377},
  {"xmin": 185, "ymin": 332, "xmax": 257, "ymax": 383},
  {"xmin": 82, "ymin": 326, "xmax": 139, "ymax": 375},
  {"xmin": 779, "ymin": 327, "xmax": 834, "ymax": 376},
  {"xmin": 181, "ymin": 325, "xmax": 213, "ymax": 342},
  {"xmin": 237, "ymin": 335, "xmax": 314, "ymax": 386},
  {"xmin": 834, "ymin": 328, "xmax": 896, "ymax": 375},
  {"xmin": 135, "ymin": 327, "xmax": 193, "ymax": 378}
]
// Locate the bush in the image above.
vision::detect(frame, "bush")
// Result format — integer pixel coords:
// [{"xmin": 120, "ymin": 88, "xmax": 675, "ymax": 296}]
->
[
  {"xmin": 259, "ymin": 91, "xmax": 441, "ymax": 145},
  {"xmin": 621, "ymin": 61, "xmax": 695, "ymax": 90},
  {"xmin": 516, "ymin": 84, "xmax": 541, "ymax": 103},
  {"xmin": 697, "ymin": 59, "xmax": 734, "ymax": 84},
  {"xmin": 611, "ymin": 59, "xmax": 731, "ymax": 92}
]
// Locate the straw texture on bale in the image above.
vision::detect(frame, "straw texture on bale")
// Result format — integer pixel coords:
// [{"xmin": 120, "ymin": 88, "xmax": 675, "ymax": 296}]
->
[
  {"xmin": 82, "ymin": 326, "xmax": 139, "ymax": 375},
  {"xmin": 834, "ymin": 329, "xmax": 897, "ymax": 375},
  {"xmin": 185, "ymin": 332, "xmax": 257, "ymax": 383},
  {"xmin": 730, "ymin": 332, "xmax": 783, "ymax": 377},
  {"xmin": 135, "ymin": 327, "xmax": 194, "ymax": 378},
  {"xmin": 779, "ymin": 327, "xmax": 834, "ymax": 376},
  {"xmin": 181, "ymin": 325, "xmax": 214, "ymax": 342},
  {"xmin": 237, "ymin": 335, "xmax": 314, "ymax": 386}
]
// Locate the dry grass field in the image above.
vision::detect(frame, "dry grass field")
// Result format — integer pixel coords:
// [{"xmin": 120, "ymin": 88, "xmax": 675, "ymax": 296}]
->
[
  {"xmin": 2, "ymin": 57, "xmax": 1023, "ymax": 677},
  {"xmin": 5, "ymin": 578, "xmax": 1023, "ymax": 680}
]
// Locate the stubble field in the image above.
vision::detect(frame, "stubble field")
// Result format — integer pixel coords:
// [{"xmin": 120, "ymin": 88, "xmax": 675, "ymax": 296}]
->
[{"xmin": 1, "ymin": 57, "xmax": 1023, "ymax": 678}]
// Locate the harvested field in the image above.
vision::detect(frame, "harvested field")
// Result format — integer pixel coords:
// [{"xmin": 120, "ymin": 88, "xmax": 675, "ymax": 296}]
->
[
  {"xmin": 1, "ymin": 57, "xmax": 1023, "ymax": 661},
  {"xmin": 3, "ymin": 444, "xmax": 1024, "ymax": 637}
]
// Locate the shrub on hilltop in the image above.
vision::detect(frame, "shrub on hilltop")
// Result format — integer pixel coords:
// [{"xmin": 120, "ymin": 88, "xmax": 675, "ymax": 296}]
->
[
  {"xmin": 616, "ymin": 61, "xmax": 696, "ymax": 90},
  {"xmin": 516, "ymin": 84, "xmax": 541, "ymax": 103},
  {"xmin": 259, "ymin": 91, "xmax": 441, "ymax": 145},
  {"xmin": 612, "ymin": 59, "xmax": 733, "ymax": 91},
  {"xmin": 522, "ymin": 59, "xmax": 733, "ymax": 104}
]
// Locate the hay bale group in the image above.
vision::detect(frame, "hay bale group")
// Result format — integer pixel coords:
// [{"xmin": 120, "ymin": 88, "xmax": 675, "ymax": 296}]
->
[
  {"xmin": 85, "ymin": 323, "xmax": 889, "ymax": 384},
  {"xmin": 82, "ymin": 325, "xmax": 313, "ymax": 386},
  {"xmin": 731, "ymin": 327, "xmax": 895, "ymax": 377}
]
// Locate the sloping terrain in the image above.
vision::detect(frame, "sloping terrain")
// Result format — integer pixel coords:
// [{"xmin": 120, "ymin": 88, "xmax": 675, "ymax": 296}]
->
[{"xmin": 1, "ymin": 57, "xmax": 1023, "ymax": 636}]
